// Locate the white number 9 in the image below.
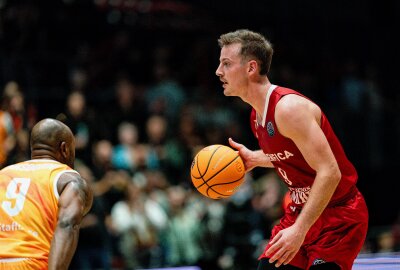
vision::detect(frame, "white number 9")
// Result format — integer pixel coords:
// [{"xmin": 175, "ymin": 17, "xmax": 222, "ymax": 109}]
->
[
  {"xmin": 1, "ymin": 178, "xmax": 31, "ymax": 217},
  {"xmin": 277, "ymin": 167, "xmax": 293, "ymax": 186}
]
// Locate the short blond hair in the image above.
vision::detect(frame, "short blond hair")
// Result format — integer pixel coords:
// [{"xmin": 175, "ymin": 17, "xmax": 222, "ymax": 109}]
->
[{"xmin": 218, "ymin": 29, "xmax": 273, "ymax": 75}]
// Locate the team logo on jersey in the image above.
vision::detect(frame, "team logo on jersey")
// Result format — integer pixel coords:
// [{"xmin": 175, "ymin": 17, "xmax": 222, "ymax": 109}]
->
[
  {"xmin": 266, "ymin": 121, "xmax": 275, "ymax": 137},
  {"xmin": 312, "ymin": 258, "xmax": 326, "ymax": 265}
]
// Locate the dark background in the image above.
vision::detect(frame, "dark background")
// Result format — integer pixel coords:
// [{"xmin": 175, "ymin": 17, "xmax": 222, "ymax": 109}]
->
[{"xmin": 1, "ymin": 0, "xmax": 399, "ymax": 228}]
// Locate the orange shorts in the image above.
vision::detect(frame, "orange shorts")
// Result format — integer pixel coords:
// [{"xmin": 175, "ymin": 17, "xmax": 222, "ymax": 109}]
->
[{"xmin": 259, "ymin": 190, "xmax": 368, "ymax": 270}]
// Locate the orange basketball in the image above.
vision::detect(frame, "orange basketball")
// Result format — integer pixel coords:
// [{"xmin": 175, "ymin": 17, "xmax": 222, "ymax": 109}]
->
[{"xmin": 191, "ymin": 144, "xmax": 245, "ymax": 199}]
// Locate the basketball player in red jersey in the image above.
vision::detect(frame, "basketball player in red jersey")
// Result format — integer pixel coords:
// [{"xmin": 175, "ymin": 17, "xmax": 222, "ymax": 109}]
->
[
  {"xmin": 216, "ymin": 29, "xmax": 368, "ymax": 270},
  {"xmin": 0, "ymin": 118, "xmax": 93, "ymax": 269}
]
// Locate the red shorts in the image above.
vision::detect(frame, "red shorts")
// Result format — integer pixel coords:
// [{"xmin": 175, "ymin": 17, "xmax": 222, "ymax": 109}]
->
[{"xmin": 259, "ymin": 189, "xmax": 368, "ymax": 270}]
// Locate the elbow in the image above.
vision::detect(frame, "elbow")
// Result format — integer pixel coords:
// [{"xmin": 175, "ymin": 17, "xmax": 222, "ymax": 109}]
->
[
  {"xmin": 331, "ymin": 165, "xmax": 341, "ymax": 184},
  {"xmin": 334, "ymin": 169, "xmax": 341, "ymax": 183},
  {"xmin": 319, "ymin": 163, "xmax": 341, "ymax": 185},
  {"xmin": 58, "ymin": 214, "xmax": 82, "ymax": 232}
]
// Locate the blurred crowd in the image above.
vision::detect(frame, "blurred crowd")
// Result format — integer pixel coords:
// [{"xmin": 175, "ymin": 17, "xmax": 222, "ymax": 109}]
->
[
  {"xmin": 0, "ymin": 78, "xmax": 293, "ymax": 270},
  {"xmin": 1, "ymin": 0, "xmax": 400, "ymax": 269}
]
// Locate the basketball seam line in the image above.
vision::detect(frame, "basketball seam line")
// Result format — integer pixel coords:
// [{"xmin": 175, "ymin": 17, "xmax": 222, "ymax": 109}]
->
[
  {"xmin": 196, "ymin": 153, "xmax": 238, "ymax": 189},
  {"xmin": 205, "ymin": 155, "xmax": 241, "ymax": 197},
  {"xmin": 195, "ymin": 145, "xmax": 222, "ymax": 182},
  {"xmin": 208, "ymin": 175, "xmax": 243, "ymax": 188},
  {"xmin": 197, "ymin": 155, "xmax": 241, "ymax": 197}
]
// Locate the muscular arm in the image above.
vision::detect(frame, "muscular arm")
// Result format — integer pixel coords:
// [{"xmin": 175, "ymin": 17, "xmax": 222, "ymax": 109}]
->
[
  {"xmin": 48, "ymin": 172, "xmax": 93, "ymax": 270},
  {"xmin": 266, "ymin": 94, "xmax": 341, "ymax": 266},
  {"xmin": 276, "ymin": 95, "xmax": 341, "ymax": 233}
]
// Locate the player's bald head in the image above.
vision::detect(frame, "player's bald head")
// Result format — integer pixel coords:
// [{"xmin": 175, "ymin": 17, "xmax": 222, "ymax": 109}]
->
[
  {"xmin": 31, "ymin": 119, "xmax": 73, "ymax": 149},
  {"xmin": 30, "ymin": 118, "xmax": 75, "ymax": 167}
]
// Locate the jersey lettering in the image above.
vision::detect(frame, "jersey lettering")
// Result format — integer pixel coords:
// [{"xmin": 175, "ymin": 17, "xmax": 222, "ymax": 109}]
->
[{"xmin": 266, "ymin": 150, "xmax": 294, "ymax": 162}]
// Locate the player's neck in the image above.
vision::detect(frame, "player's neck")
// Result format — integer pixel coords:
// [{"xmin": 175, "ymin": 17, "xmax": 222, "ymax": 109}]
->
[
  {"xmin": 31, "ymin": 151, "xmax": 59, "ymax": 163},
  {"xmin": 249, "ymin": 79, "xmax": 271, "ymax": 120}
]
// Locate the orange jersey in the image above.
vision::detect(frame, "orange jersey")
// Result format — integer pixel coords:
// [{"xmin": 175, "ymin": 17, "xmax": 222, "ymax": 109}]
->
[{"xmin": 0, "ymin": 159, "xmax": 78, "ymax": 268}]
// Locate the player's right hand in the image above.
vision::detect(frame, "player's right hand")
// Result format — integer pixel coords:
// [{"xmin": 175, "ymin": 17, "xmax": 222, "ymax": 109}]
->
[{"xmin": 228, "ymin": 137, "xmax": 271, "ymax": 172}]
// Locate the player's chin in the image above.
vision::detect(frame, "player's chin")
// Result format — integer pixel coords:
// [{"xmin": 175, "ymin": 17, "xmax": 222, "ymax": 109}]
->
[{"xmin": 223, "ymin": 88, "xmax": 233, "ymax": 96}]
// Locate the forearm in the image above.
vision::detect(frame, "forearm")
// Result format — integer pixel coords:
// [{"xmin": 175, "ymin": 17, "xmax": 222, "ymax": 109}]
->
[
  {"xmin": 293, "ymin": 171, "xmax": 340, "ymax": 233},
  {"xmin": 48, "ymin": 225, "xmax": 80, "ymax": 270}
]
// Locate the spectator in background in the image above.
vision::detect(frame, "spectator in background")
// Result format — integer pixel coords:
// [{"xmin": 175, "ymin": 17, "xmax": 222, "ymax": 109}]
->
[
  {"xmin": 71, "ymin": 161, "xmax": 112, "ymax": 270},
  {"xmin": 145, "ymin": 59, "xmax": 186, "ymax": 125},
  {"xmin": 59, "ymin": 91, "xmax": 94, "ymax": 164},
  {"xmin": 107, "ymin": 76, "xmax": 148, "ymax": 143},
  {"xmin": 89, "ymin": 139, "xmax": 128, "ymax": 213},
  {"xmin": 160, "ymin": 105, "xmax": 204, "ymax": 185},
  {"xmin": 145, "ymin": 114, "xmax": 168, "ymax": 171},
  {"xmin": 90, "ymin": 139, "xmax": 114, "ymax": 181},
  {"xmin": 164, "ymin": 185, "xmax": 204, "ymax": 267},
  {"xmin": 111, "ymin": 181, "xmax": 168, "ymax": 269},
  {"xmin": 68, "ymin": 68, "xmax": 88, "ymax": 93},
  {"xmin": 146, "ymin": 112, "xmax": 200, "ymax": 185},
  {"xmin": 177, "ymin": 105, "xmax": 204, "ymax": 150},
  {"xmin": 195, "ymin": 95, "xmax": 238, "ymax": 145},
  {"xmin": 112, "ymin": 121, "xmax": 139, "ymax": 173},
  {"xmin": 2, "ymin": 81, "xmax": 37, "ymax": 157},
  {"xmin": 0, "ymin": 108, "xmax": 14, "ymax": 167},
  {"xmin": 2, "ymin": 81, "xmax": 25, "ymax": 132},
  {"xmin": 0, "ymin": 82, "xmax": 18, "ymax": 167},
  {"xmin": 1, "ymin": 82, "xmax": 36, "ymax": 166},
  {"xmin": 218, "ymin": 176, "xmax": 261, "ymax": 270},
  {"xmin": 253, "ymin": 171, "xmax": 288, "ymax": 229},
  {"xmin": 2, "ymin": 81, "xmax": 38, "ymax": 166}
]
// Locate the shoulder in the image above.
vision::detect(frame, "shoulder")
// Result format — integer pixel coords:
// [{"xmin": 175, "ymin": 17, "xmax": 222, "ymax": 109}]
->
[
  {"xmin": 58, "ymin": 171, "xmax": 91, "ymax": 200},
  {"xmin": 57, "ymin": 171, "xmax": 93, "ymax": 214},
  {"xmin": 276, "ymin": 94, "xmax": 319, "ymax": 120},
  {"xmin": 275, "ymin": 94, "xmax": 321, "ymax": 136}
]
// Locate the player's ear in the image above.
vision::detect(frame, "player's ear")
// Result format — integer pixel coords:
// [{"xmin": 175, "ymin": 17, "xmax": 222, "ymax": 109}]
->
[
  {"xmin": 60, "ymin": 141, "xmax": 69, "ymax": 159},
  {"xmin": 248, "ymin": 60, "xmax": 258, "ymax": 74}
]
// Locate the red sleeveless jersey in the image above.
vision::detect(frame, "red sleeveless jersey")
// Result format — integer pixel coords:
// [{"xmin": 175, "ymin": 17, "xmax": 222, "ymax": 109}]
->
[{"xmin": 251, "ymin": 86, "xmax": 358, "ymax": 207}]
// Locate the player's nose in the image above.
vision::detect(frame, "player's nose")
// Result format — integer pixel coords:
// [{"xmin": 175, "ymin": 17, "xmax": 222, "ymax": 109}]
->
[{"xmin": 216, "ymin": 64, "xmax": 223, "ymax": 77}]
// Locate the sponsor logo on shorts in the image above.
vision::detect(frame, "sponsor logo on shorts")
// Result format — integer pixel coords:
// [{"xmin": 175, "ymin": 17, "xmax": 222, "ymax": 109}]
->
[{"xmin": 312, "ymin": 258, "xmax": 326, "ymax": 265}]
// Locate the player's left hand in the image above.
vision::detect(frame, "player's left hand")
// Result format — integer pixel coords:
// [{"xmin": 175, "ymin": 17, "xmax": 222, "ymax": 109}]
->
[{"xmin": 264, "ymin": 225, "xmax": 306, "ymax": 267}]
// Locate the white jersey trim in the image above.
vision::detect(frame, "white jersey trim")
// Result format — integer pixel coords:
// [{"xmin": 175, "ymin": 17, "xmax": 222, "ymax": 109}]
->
[
  {"xmin": 0, "ymin": 258, "xmax": 28, "ymax": 262},
  {"xmin": 53, "ymin": 170, "xmax": 81, "ymax": 200},
  {"xmin": 29, "ymin": 159, "xmax": 60, "ymax": 163},
  {"xmin": 261, "ymin": 84, "xmax": 277, "ymax": 127}
]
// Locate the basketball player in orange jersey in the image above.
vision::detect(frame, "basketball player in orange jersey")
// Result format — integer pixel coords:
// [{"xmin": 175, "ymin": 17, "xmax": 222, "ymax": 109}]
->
[
  {"xmin": 0, "ymin": 118, "xmax": 93, "ymax": 269},
  {"xmin": 216, "ymin": 30, "xmax": 368, "ymax": 270}
]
